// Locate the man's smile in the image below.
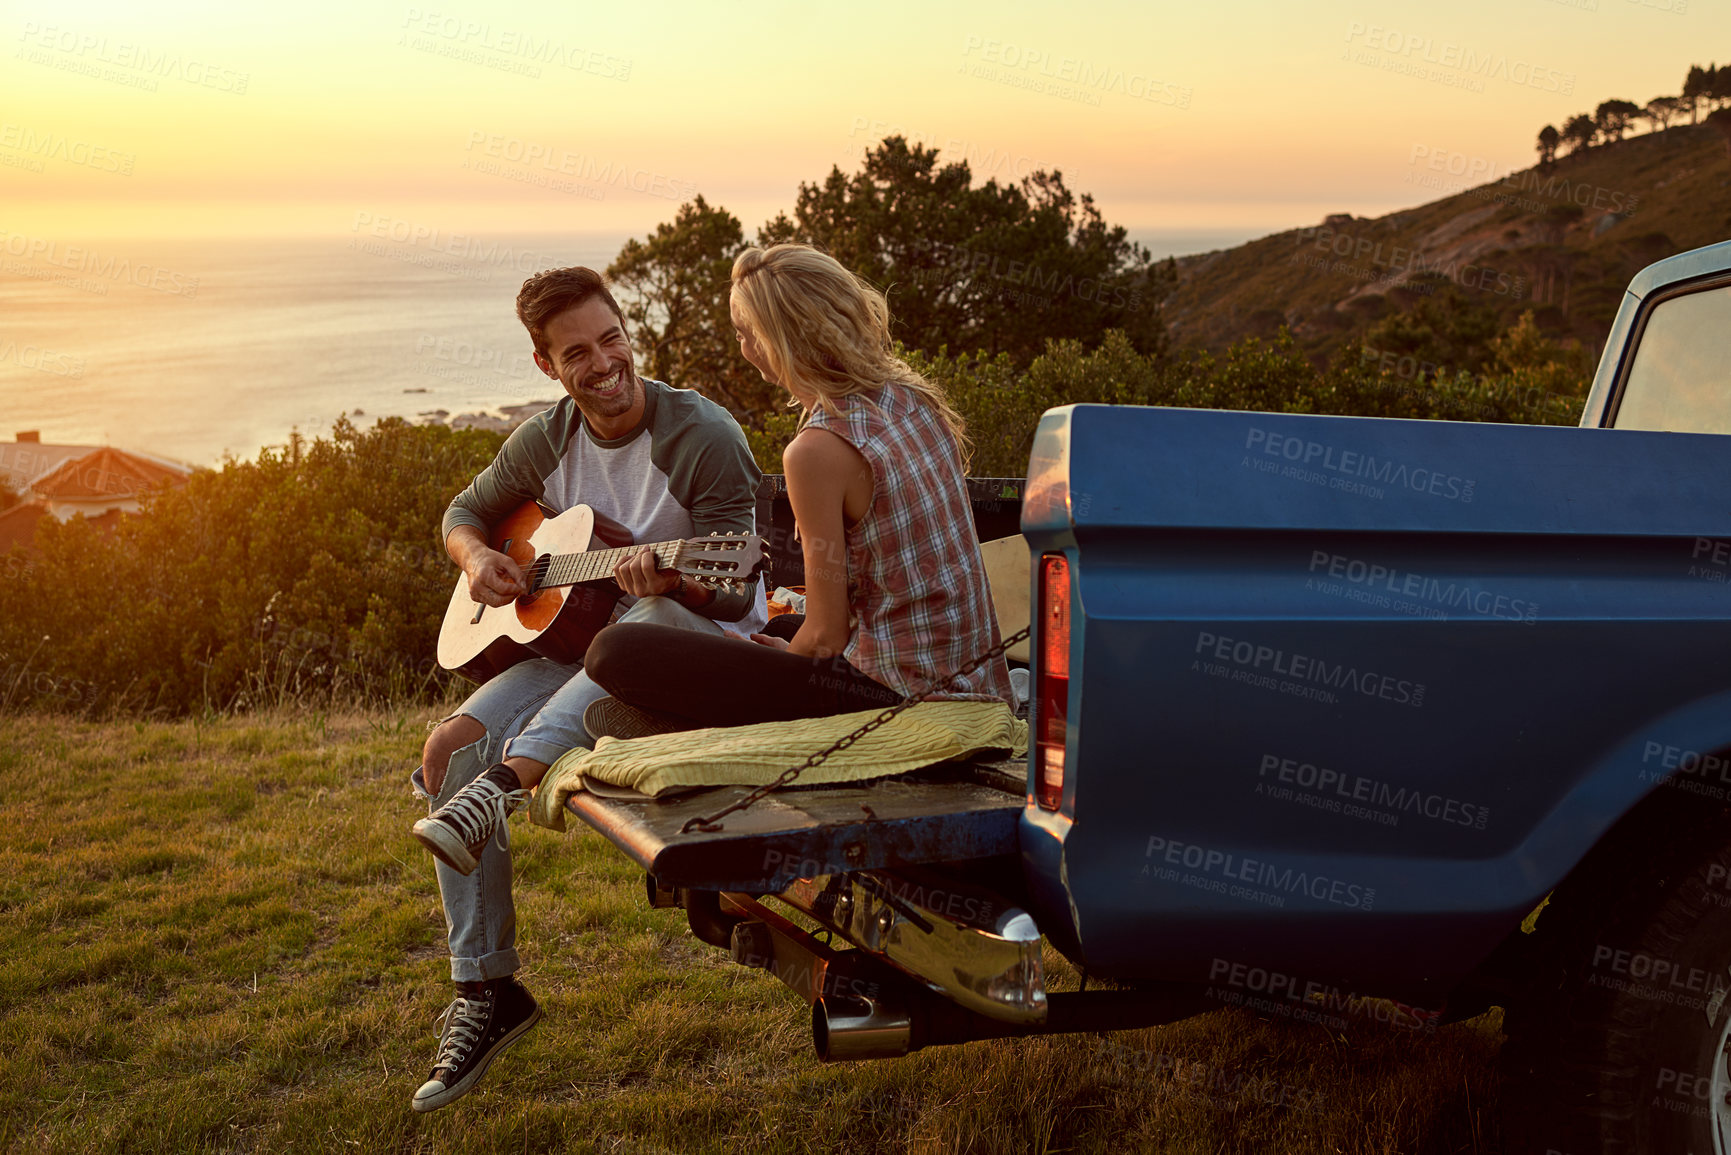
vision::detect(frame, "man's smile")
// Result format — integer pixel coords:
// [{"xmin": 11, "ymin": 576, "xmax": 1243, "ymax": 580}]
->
[{"xmin": 581, "ymin": 366, "xmax": 627, "ymax": 396}]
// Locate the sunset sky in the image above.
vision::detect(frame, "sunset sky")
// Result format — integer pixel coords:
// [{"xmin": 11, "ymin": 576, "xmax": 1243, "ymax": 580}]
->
[{"xmin": 0, "ymin": 0, "xmax": 1721, "ymax": 243}]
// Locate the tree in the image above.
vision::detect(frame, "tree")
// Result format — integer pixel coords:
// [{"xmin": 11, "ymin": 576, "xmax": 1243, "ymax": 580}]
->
[
  {"xmin": 1594, "ymin": 99, "xmax": 1641, "ymax": 142},
  {"xmin": 1359, "ymin": 285, "xmax": 1503, "ymax": 377},
  {"xmin": 1640, "ymin": 96, "xmax": 1668, "ymax": 133},
  {"xmin": 604, "ymin": 196, "xmax": 778, "ymax": 418},
  {"xmin": 1644, "ymin": 95, "xmax": 1685, "ymax": 132},
  {"xmin": 1684, "ymin": 64, "xmax": 1712, "ymax": 123},
  {"xmin": 1712, "ymin": 65, "xmax": 1731, "ymax": 111},
  {"xmin": 767, "ymin": 136, "xmax": 1172, "ymax": 366},
  {"xmin": 1536, "ymin": 124, "xmax": 1560, "ymax": 166},
  {"xmin": 1561, "ymin": 114, "xmax": 1598, "ymax": 155}
]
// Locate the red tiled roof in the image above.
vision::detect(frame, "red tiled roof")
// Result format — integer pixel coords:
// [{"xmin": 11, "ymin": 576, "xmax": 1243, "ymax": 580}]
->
[{"xmin": 31, "ymin": 447, "xmax": 188, "ymax": 500}]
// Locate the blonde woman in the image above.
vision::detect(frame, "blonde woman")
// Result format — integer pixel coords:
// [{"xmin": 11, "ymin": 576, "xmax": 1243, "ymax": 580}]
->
[{"xmin": 583, "ymin": 243, "xmax": 1015, "ymax": 727}]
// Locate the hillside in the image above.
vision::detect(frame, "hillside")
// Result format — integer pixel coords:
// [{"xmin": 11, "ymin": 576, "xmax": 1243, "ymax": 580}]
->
[{"xmin": 1164, "ymin": 122, "xmax": 1731, "ymax": 361}]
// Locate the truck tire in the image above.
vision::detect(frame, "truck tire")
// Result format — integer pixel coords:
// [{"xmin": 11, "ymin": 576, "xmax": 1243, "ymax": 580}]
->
[{"xmin": 1500, "ymin": 797, "xmax": 1731, "ymax": 1154}]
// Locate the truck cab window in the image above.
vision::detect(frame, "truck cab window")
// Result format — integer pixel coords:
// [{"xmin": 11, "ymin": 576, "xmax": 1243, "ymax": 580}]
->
[{"xmin": 1614, "ymin": 285, "xmax": 1731, "ymax": 433}]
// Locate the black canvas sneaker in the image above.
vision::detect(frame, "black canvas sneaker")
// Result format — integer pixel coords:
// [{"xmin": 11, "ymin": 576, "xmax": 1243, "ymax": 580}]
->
[
  {"xmin": 412, "ymin": 765, "xmax": 528, "ymax": 876},
  {"xmin": 411, "ymin": 977, "xmax": 541, "ymax": 1113}
]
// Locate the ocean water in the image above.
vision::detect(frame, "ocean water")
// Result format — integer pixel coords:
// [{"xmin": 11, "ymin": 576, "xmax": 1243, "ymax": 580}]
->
[
  {"xmin": 0, "ymin": 232, "xmax": 626, "ymax": 467},
  {"xmin": 0, "ymin": 226, "xmax": 1268, "ymax": 468}
]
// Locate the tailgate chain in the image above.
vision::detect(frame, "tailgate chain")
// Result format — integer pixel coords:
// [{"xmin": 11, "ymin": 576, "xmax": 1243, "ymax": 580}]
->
[{"xmin": 679, "ymin": 627, "xmax": 1032, "ymax": 834}]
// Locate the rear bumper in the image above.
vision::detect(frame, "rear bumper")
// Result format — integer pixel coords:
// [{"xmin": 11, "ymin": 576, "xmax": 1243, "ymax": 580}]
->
[{"xmin": 774, "ymin": 866, "xmax": 1045, "ymax": 1024}]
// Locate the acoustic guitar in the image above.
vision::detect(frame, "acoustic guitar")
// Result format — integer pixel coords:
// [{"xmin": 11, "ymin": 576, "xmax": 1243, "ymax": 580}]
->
[{"xmin": 437, "ymin": 501, "xmax": 763, "ymax": 684}]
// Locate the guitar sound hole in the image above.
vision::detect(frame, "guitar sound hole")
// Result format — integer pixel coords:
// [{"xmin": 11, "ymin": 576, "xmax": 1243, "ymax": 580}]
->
[{"xmin": 524, "ymin": 556, "xmax": 552, "ymax": 598}]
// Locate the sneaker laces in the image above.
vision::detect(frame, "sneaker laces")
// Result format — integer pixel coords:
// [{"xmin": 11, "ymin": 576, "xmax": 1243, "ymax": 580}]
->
[
  {"xmin": 431, "ymin": 994, "xmax": 490, "ymax": 1072},
  {"xmin": 434, "ymin": 776, "xmax": 529, "ymax": 849}
]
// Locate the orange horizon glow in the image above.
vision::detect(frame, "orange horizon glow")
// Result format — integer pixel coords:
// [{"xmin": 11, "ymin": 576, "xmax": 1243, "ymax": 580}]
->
[{"xmin": 1, "ymin": 0, "xmax": 1721, "ymax": 243}]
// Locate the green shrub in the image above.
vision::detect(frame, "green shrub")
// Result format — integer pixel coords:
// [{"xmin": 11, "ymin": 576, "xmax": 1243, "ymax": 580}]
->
[{"xmin": 0, "ymin": 418, "xmax": 502, "ymax": 717}]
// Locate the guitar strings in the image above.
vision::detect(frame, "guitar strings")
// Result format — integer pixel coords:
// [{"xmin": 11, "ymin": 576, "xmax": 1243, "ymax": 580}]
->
[{"xmin": 515, "ymin": 537, "xmax": 754, "ymax": 595}]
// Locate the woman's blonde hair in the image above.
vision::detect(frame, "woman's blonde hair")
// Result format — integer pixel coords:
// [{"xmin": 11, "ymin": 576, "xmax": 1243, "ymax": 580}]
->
[{"xmin": 731, "ymin": 243, "xmax": 969, "ymax": 458}]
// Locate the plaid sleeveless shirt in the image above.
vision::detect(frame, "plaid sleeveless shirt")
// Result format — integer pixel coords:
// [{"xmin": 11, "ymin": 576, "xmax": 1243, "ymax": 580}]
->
[{"xmin": 804, "ymin": 381, "xmax": 1017, "ymax": 709}]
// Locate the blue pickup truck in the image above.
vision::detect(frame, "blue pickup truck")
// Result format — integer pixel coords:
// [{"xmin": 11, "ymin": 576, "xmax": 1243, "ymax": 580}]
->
[{"xmin": 570, "ymin": 240, "xmax": 1731, "ymax": 1154}]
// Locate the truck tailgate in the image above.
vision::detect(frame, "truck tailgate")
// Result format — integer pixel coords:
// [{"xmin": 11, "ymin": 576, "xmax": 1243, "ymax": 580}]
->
[{"xmin": 567, "ymin": 760, "xmax": 1026, "ymax": 891}]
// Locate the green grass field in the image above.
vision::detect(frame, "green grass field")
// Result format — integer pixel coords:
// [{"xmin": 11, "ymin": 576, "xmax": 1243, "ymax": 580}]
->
[{"xmin": 1, "ymin": 710, "xmax": 1506, "ymax": 1153}]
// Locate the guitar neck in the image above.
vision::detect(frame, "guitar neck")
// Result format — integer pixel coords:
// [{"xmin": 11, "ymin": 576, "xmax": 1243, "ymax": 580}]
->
[{"xmin": 535, "ymin": 540, "xmax": 685, "ymax": 589}]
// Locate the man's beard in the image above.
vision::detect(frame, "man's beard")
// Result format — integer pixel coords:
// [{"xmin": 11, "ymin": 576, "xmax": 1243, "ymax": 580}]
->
[{"xmin": 570, "ymin": 362, "xmax": 638, "ymax": 420}]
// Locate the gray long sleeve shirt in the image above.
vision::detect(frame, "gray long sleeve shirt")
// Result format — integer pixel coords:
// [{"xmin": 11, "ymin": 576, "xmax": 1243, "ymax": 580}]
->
[{"xmin": 442, "ymin": 378, "xmax": 768, "ymax": 632}]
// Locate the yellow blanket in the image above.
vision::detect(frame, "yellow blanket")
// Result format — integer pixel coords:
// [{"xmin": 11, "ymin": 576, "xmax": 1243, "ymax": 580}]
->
[{"xmin": 529, "ymin": 701, "xmax": 1027, "ymax": 832}]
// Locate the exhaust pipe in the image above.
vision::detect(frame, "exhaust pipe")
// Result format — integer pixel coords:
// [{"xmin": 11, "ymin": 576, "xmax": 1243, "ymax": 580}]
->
[
  {"xmin": 813, "ymin": 985, "xmax": 1218, "ymax": 1061},
  {"xmin": 812, "ymin": 994, "xmax": 913, "ymax": 1061}
]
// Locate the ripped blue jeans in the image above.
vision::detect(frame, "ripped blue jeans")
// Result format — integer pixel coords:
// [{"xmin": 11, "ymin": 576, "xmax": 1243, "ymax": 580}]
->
[{"xmin": 410, "ymin": 595, "xmax": 725, "ymax": 982}]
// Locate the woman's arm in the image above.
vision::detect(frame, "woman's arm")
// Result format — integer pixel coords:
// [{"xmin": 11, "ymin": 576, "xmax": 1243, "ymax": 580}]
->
[{"xmin": 781, "ymin": 427, "xmax": 872, "ymax": 659}]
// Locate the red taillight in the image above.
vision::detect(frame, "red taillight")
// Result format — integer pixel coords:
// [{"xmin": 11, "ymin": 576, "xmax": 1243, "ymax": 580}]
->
[{"xmin": 1035, "ymin": 553, "xmax": 1070, "ymax": 811}]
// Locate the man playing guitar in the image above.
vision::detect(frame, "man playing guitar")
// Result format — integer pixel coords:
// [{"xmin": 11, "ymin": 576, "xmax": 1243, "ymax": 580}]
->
[{"xmin": 407, "ymin": 266, "xmax": 766, "ymax": 1112}]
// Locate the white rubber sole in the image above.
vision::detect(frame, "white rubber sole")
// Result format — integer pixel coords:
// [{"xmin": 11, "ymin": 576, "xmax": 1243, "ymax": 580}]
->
[
  {"xmin": 412, "ymin": 817, "xmax": 480, "ymax": 875},
  {"xmin": 411, "ymin": 1003, "xmax": 543, "ymax": 1113}
]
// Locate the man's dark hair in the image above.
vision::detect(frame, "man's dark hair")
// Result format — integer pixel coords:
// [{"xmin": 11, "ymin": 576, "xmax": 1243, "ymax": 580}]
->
[{"xmin": 515, "ymin": 267, "xmax": 626, "ymax": 360}]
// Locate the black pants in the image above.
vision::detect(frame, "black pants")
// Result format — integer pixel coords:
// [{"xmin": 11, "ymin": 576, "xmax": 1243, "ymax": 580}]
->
[{"xmin": 584, "ymin": 622, "xmax": 903, "ymax": 727}]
